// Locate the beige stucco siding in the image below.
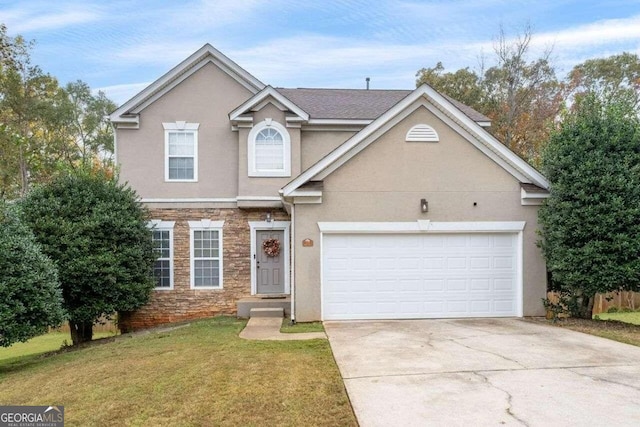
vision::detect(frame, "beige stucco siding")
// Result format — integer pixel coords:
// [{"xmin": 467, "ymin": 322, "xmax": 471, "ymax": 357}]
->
[
  {"xmin": 293, "ymin": 105, "xmax": 546, "ymax": 321},
  {"xmin": 117, "ymin": 63, "xmax": 253, "ymax": 199},
  {"xmin": 300, "ymin": 131, "xmax": 357, "ymax": 170}
]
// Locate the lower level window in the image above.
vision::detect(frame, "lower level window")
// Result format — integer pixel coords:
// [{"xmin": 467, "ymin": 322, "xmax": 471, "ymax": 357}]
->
[
  {"xmin": 149, "ymin": 220, "xmax": 175, "ymax": 290},
  {"xmin": 189, "ymin": 220, "xmax": 224, "ymax": 289}
]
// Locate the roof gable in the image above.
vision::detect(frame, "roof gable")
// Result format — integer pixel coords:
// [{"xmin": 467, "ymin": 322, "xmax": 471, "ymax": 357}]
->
[
  {"xmin": 109, "ymin": 44, "xmax": 265, "ymax": 128},
  {"xmin": 282, "ymin": 84, "xmax": 548, "ymax": 197},
  {"xmin": 229, "ymin": 86, "xmax": 309, "ymax": 123}
]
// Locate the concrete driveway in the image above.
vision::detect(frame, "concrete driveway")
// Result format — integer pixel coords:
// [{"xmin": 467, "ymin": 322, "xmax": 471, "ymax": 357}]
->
[{"xmin": 325, "ymin": 319, "xmax": 640, "ymax": 426}]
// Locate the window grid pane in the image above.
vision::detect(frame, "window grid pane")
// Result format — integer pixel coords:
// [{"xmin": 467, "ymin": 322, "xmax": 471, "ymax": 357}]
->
[
  {"xmin": 153, "ymin": 230, "xmax": 171, "ymax": 288},
  {"xmin": 255, "ymin": 128, "xmax": 284, "ymax": 170},
  {"xmin": 193, "ymin": 229, "xmax": 221, "ymax": 288},
  {"xmin": 168, "ymin": 157, "xmax": 194, "ymax": 180},
  {"xmin": 167, "ymin": 130, "xmax": 195, "ymax": 180}
]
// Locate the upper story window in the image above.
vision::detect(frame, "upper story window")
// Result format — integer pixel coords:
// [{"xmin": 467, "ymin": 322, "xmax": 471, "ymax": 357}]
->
[
  {"xmin": 163, "ymin": 121, "xmax": 199, "ymax": 182},
  {"xmin": 248, "ymin": 119, "xmax": 291, "ymax": 177}
]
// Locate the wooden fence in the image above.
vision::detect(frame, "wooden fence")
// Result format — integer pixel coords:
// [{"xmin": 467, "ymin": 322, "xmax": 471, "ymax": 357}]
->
[
  {"xmin": 592, "ymin": 291, "xmax": 640, "ymax": 314},
  {"xmin": 53, "ymin": 317, "xmax": 118, "ymax": 334},
  {"xmin": 547, "ymin": 291, "xmax": 639, "ymax": 316}
]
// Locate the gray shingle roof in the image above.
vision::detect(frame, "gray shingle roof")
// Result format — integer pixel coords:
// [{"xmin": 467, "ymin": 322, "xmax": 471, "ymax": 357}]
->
[{"xmin": 276, "ymin": 88, "xmax": 490, "ymax": 123}]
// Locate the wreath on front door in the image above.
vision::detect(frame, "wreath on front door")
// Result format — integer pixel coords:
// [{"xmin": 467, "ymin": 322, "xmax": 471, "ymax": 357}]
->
[{"xmin": 262, "ymin": 238, "xmax": 281, "ymax": 257}]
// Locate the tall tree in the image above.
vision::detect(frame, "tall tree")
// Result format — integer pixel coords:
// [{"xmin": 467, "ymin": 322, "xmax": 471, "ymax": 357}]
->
[
  {"xmin": 567, "ymin": 52, "xmax": 640, "ymax": 109},
  {"xmin": 20, "ymin": 171, "xmax": 157, "ymax": 345},
  {"xmin": 483, "ymin": 25, "xmax": 563, "ymax": 163},
  {"xmin": 0, "ymin": 27, "xmax": 66, "ymax": 197},
  {"xmin": 0, "ymin": 25, "xmax": 117, "ymax": 198},
  {"xmin": 538, "ymin": 95, "xmax": 640, "ymax": 318},
  {"xmin": 415, "ymin": 25, "xmax": 563, "ymax": 166},
  {"xmin": 416, "ymin": 62, "xmax": 486, "ymax": 113},
  {"xmin": 64, "ymin": 81, "xmax": 117, "ymax": 172}
]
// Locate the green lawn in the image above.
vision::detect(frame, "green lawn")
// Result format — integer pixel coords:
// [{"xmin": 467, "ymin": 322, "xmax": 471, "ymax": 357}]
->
[
  {"xmin": 280, "ymin": 318, "xmax": 325, "ymax": 333},
  {"xmin": 0, "ymin": 317, "xmax": 356, "ymax": 427},
  {"xmin": 0, "ymin": 331, "xmax": 117, "ymax": 368},
  {"xmin": 595, "ymin": 311, "xmax": 640, "ymax": 325}
]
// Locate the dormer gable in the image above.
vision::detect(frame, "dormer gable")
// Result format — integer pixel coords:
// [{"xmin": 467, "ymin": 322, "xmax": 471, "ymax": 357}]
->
[{"xmin": 229, "ymin": 86, "xmax": 309, "ymax": 130}]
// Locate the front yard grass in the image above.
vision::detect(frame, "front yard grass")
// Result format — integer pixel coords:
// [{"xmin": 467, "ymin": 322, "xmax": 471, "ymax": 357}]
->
[
  {"xmin": 0, "ymin": 317, "xmax": 356, "ymax": 427},
  {"xmin": 0, "ymin": 331, "xmax": 117, "ymax": 368},
  {"xmin": 546, "ymin": 317, "xmax": 640, "ymax": 347},
  {"xmin": 280, "ymin": 318, "xmax": 325, "ymax": 333},
  {"xmin": 594, "ymin": 311, "xmax": 640, "ymax": 325}
]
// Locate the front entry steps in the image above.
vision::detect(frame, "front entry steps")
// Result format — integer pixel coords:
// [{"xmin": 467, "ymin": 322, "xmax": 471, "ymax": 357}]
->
[
  {"xmin": 250, "ymin": 308, "xmax": 284, "ymax": 318},
  {"xmin": 237, "ymin": 296, "xmax": 291, "ymax": 318}
]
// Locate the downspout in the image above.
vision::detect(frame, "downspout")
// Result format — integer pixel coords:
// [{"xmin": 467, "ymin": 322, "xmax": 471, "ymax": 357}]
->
[{"xmin": 282, "ymin": 198, "xmax": 296, "ymax": 324}]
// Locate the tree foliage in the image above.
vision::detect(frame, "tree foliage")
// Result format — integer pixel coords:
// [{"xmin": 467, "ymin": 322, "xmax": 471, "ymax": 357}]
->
[
  {"xmin": 416, "ymin": 25, "xmax": 564, "ymax": 166},
  {"xmin": 567, "ymin": 52, "xmax": 640, "ymax": 110},
  {"xmin": 538, "ymin": 95, "xmax": 640, "ymax": 317},
  {"xmin": 0, "ymin": 24, "xmax": 117, "ymax": 199},
  {"xmin": 0, "ymin": 200, "xmax": 65, "ymax": 347},
  {"xmin": 19, "ymin": 172, "xmax": 157, "ymax": 344}
]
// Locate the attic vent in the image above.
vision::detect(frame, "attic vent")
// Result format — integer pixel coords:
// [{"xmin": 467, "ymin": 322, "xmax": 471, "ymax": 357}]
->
[{"xmin": 406, "ymin": 124, "xmax": 439, "ymax": 142}]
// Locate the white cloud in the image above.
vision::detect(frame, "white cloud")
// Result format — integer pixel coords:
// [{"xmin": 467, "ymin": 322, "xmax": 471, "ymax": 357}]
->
[
  {"xmin": 0, "ymin": 3, "xmax": 102, "ymax": 33},
  {"xmin": 534, "ymin": 14, "xmax": 640, "ymax": 48},
  {"xmin": 95, "ymin": 82, "xmax": 151, "ymax": 106}
]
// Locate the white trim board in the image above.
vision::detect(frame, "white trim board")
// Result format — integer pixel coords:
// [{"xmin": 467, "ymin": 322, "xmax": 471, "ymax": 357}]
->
[
  {"xmin": 248, "ymin": 221, "xmax": 291, "ymax": 295},
  {"xmin": 317, "ymin": 221, "xmax": 526, "ymax": 234}
]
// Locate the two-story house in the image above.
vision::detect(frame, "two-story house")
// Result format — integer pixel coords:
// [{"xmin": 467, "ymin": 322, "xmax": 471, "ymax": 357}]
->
[{"xmin": 109, "ymin": 44, "xmax": 549, "ymax": 330}]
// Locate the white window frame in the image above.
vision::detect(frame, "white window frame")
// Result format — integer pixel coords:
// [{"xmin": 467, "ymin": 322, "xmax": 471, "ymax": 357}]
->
[
  {"xmin": 148, "ymin": 220, "xmax": 175, "ymax": 290},
  {"xmin": 163, "ymin": 121, "xmax": 199, "ymax": 182},
  {"xmin": 248, "ymin": 119, "xmax": 291, "ymax": 177},
  {"xmin": 189, "ymin": 220, "xmax": 225, "ymax": 289}
]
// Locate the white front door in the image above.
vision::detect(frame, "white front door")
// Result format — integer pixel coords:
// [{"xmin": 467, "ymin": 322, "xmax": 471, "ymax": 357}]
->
[{"xmin": 322, "ymin": 232, "xmax": 520, "ymax": 320}]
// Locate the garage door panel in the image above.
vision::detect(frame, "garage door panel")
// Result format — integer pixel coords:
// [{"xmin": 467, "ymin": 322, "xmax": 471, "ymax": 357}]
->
[{"xmin": 322, "ymin": 232, "xmax": 519, "ymax": 320}]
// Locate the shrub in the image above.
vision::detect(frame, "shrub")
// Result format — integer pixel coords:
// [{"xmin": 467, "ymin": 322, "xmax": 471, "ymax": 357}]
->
[
  {"xmin": 0, "ymin": 201, "xmax": 65, "ymax": 346},
  {"xmin": 20, "ymin": 172, "xmax": 156, "ymax": 344}
]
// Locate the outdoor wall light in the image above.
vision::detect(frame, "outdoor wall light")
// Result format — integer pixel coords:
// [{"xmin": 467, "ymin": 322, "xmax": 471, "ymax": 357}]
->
[
  {"xmin": 420, "ymin": 199, "xmax": 428, "ymax": 213},
  {"xmin": 265, "ymin": 212, "xmax": 272, "ymax": 223}
]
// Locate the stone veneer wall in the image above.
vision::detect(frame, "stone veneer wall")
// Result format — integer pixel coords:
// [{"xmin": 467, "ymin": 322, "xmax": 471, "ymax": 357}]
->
[{"xmin": 119, "ymin": 208, "xmax": 290, "ymax": 331}]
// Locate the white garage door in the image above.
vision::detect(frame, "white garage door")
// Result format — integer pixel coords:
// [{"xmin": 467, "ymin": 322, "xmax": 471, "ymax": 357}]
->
[{"xmin": 322, "ymin": 233, "xmax": 520, "ymax": 320}]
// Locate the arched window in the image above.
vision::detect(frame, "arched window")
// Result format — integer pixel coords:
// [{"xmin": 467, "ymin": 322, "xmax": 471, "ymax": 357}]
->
[{"xmin": 248, "ymin": 119, "xmax": 291, "ymax": 177}]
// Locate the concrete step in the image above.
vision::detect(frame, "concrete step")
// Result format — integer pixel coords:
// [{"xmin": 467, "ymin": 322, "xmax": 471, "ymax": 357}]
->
[
  {"xmin": 237, "ymin": 297, "xmax": 291, "ymax": 318},
  {"xmin": 249, "ymin": 307, "xmax": 284, "ymax": 318}
]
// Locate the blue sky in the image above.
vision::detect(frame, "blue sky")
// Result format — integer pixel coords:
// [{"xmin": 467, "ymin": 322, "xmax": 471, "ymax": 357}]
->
[{"xmin": 1, "ymin": 0, "xmax": 639, "ymax": 105}]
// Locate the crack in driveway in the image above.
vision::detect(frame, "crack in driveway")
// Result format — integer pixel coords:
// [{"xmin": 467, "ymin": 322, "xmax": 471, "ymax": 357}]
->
[
  {"xmin": 474, "ymin": 371, "xmax": 530, "ymax": 427},
  {"xmin": 341, "ymin": 363, "xmax": 640, "ymax": 380},
  {"xmin": 326, "ymin": 320, "xmax": 640, "ymax": 426},
  {"xmin": 449, "ymin": 337, "xmax": 527, "ymax": 369},
  {"xmin": 567, "ymin": 368, "xmax": 640, "ymax": 392}
]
